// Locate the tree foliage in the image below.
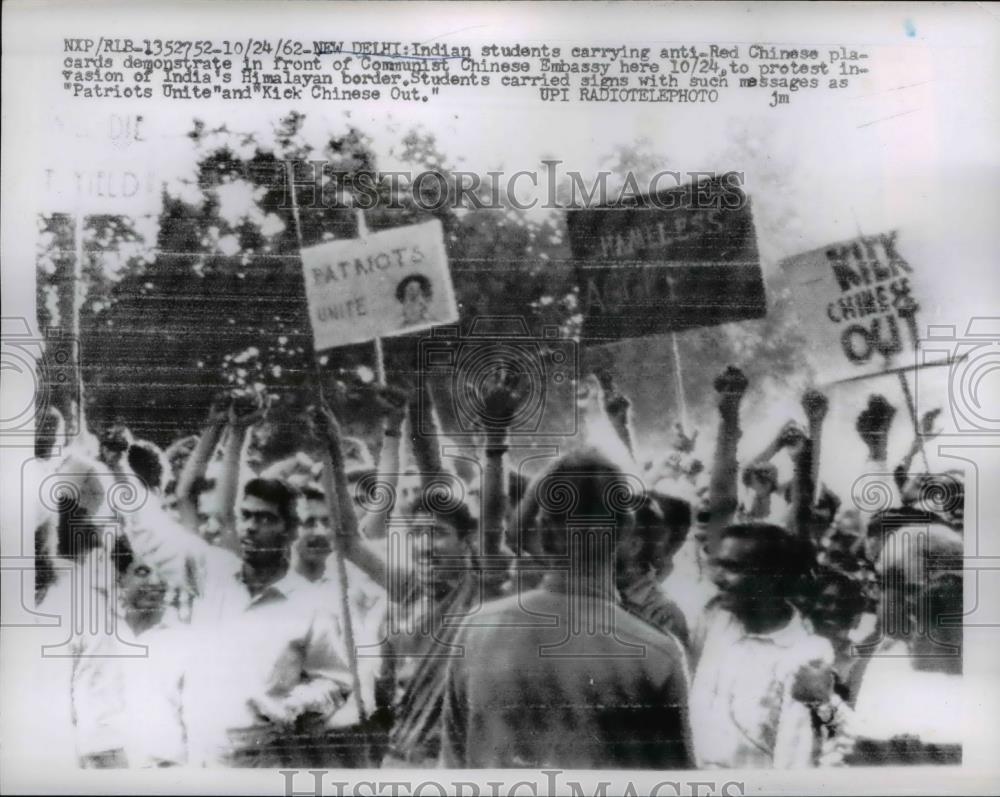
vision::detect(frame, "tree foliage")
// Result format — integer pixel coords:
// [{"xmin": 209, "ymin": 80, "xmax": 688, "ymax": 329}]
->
[{"xmin": 39, "ymin": 114, "xmax": 573, "ymax": 457}]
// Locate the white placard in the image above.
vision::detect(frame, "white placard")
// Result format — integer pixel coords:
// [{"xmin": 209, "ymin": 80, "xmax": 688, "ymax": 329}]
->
[{"xmin": 300, "ymin": 218, "xmax": 458, "ymax": 351}]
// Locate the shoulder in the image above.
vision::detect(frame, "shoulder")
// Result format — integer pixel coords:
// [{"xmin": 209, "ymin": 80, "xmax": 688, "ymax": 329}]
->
[
  {"xmin": 634, "ymin": 593, "xmax": 690, "ymax": 641},
  {"xmin": 612, "ymin": 603, "xmax": 689, "ymax": 660}
]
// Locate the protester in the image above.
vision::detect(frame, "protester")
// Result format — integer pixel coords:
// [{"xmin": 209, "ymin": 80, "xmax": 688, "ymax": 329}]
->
[
  {"xmin": 292, "ymin": 480, "xmax": 389, "ymax": 766},
  {"xmin": 321, "ymin": 377, "xmax": 514, "ymax": 767},
  {"xmin": 32, "ymin": 335, "xmax": 966, "ymax": 773},
  {"xmin": 182, "ymin": 477, "xmax": 355, "ymax": 767},
  {"xmin": 441, "ymin": 447, "xmax": 694, "ymax": 769},
  {"xmin": 105, "ymin": 535, "xmax": 188, "ymax": 768},
  {"xmin": 793, "ymin": 524, "xmax": 963, "ymax": 766},
  {"xmin": 689, "ymin": 521, "xmax": 833, "ymax": 768}
]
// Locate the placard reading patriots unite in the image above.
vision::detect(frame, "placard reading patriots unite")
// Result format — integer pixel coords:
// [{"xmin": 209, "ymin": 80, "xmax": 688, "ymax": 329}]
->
[{"xmin": 300, "ymin": 218, "xmax": 458, "ymax": 351}]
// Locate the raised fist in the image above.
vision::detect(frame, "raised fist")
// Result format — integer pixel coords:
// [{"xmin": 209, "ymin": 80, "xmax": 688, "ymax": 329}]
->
[
  {"xmin": 801, "ymin": 388, "xmax": 830, "ymax": 425},
  {"xmin": 309, "ymin": 400, "xmax": 344, "ymax": 443},
  {"xmin": 206, "ymin": 391, "xmax": 232, "ymax": 427},
  {"xmin": 714, "ymin": 366, "xmax": 748, "ymax": 414},
  {"xmin": 855, "ymin": 394, "xmax": 896, "ymax": 461},
  {"xmin": 714, "ymin": 366, "xmax": 748, "ymax": 397},
  {"xmin": 476, "ymin": 367, "xmax": 530, "ymax": 431},
  {"xmin": 228, "ymin": 387, "xmax": 269, "ymax": 429}
]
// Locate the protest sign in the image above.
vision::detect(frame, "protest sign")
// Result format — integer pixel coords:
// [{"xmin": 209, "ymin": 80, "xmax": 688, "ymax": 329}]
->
[
  {"xmin": 40, "ymin": 161, "xmax": 162, "ymax": 216},
  {"xmin": 566, "ymin": 174, "xmax": 765, "ymax": 342},
  {"xmin": 780, "ymin": 230, "xmax": 942, "ymax": 384},
  {"xmin": 39, "ymin": 112, "xmax": 163, "ymax": 216},
  {"xmin": 299, "ymin": 218, "xmax": 458, "ymax": 351}
]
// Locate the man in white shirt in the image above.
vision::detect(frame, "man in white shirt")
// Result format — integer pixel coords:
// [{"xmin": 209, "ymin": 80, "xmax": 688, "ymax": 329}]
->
[
  {"xmin": 290, "ymin": 482, "xmax": 388, "ymax": 766},
  {"xmin": 182, "ymin": 477, "xmax": 354, "ymax": 767},
  {"xmin": 689, "ymin": 522, "xmax": 833, "ymax": 769}
]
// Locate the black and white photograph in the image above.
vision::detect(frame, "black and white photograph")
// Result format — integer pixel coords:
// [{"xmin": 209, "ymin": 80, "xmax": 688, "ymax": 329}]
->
[{"xmin": 1, "ymin": 2, "xmax": 998, "ymax": 794}]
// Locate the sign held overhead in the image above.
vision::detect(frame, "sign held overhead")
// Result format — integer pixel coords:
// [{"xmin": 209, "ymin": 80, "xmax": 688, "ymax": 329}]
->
[
  {"xmin": 566, "ymin": 173, "xmax": 765, "ymax": 342},
  {"xmin": 300, "ymin": 218, "xmax": 459, "ymax": 351},
  {"xmin": 781, "ymin": 230, "xmax": 942, "ymax": 384}
]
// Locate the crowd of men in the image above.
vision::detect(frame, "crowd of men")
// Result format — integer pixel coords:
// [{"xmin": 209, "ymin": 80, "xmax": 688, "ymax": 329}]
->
[{"xmin": 29, "ymin": 361, "xmax": 964, "ymax": 769}]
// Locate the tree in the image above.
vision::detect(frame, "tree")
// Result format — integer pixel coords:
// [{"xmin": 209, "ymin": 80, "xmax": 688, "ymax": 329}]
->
[{"xmin": 43, "ymin": 114, "xmax": 573, "ymax": 457}]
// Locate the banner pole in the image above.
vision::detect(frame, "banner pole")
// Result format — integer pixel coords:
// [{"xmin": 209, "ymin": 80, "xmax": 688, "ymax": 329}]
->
[
  {"xmin": 352, "ymin": 208, "xmax": 386, "ymax": 387},
  {"xmin": 286, "ymin": 161, "xmax": 369, "ymax": 730},
  {"xmin": 70, "ymin": 208, "xmax": 86, "ymax": 437},
  {"xmin": 373, "ymin": 336, "xmax": 386, "ymax": 386},
  {"xmin": 670, "ymin": 330, "xmax": 689, "ymax": 430}
]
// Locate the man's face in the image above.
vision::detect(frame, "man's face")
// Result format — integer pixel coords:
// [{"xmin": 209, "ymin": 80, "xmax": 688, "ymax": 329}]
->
[
  {"xmin": 691, "ymin": 486, "xmax": 712, "ymax": 553},
  {"xmin": 810, "ymin": 581, "xmax": 860, "ymax": 639},
  {"xmin": 711, "ymin": 536, "xmax": 776, "ymax": 613},
  {"xmin": 296, "ymin": 497, "xmax": 332, "ymax": 564},
  {"xmin": 197, "ymin": 488, "xmax": 224, "ymax": 544},
  {"xmin": 237, "ymin": 494, "xmax": 292, "ymax": 566},
  {"xmin": 401, "ymin": 280, "xmax": 430, "ymax": 325},
  {"xmin": 410, "ymin": 512, "xmax": 466, "ymax": 588},
  {"xmin": 121, "ymin": 557, "xmax": 167, "ymax": 613},
  {"xmin": 651, "ymin": 523, "xmax": 688, "ymax": 580}
]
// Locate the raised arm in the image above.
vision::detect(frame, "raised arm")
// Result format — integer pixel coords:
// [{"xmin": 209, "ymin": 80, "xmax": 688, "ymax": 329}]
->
[
  {"xmin": 216, "ymin": 389, "xmax": 268, "ymax": 553},
  {"xmin": 478, "ymin": 369, "xmax": 529, "ymax": 563},
  {"xmin": 801, "ymin": 388, "xmax": 829, "ymax": 505},
  {"xmin": 855, "ymin": 394, "xmax": 895, "ymax": 471},
  {"xmin": 313, "ymin": 401, "xmax": 409, "ymax": 599},
  {"xmin": 783, "ymin": 423, "xmax": 816, "ymax": 544},
  {"xmin": 408, "ymin": 380, "xmax": 446, "ymax": 488},
  {"xmin": 174, "ymin": 393, "xmax": 229, "ymax": 531},
  {"xmin": 748, "ymin": 420, "xmax": 789, "ymax": 466},
  {"xmin": 706, "ymin": 366, "xmax": 748, "ymax": 551},
  {"xmin": 358, "ymin": 385, "xmax": 409, "ymax": 541}
]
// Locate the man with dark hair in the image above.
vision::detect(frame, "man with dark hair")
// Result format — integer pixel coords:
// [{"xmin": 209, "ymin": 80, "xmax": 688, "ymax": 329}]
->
[
  {"xmin": 97, "ymin": 423, "xmax": 133, "ymax": 473},
  {"xmin": 793, "ymin": 524, "xmax": 964, "ymax": 766},
  {"xmin": 292, "ymin": 480, "xmax": 388, "ymax": 766},
  {"xmin": 689, "ymin": 521, "xmax": 833, "ymax": 768},
  {"xmin": 320, "ymin": 377, "xmax": 517, "ymax": 766},
  {"xmin": 799, "ymin": 565, "xmax": 869, "ymax": 704},
  {"xmin": 183, "ymin": 476, "xmax": 354, "ymax": 767},
  {"xmin": 440, "ymin": 448, "xmax": 693, "ymax": 769}
]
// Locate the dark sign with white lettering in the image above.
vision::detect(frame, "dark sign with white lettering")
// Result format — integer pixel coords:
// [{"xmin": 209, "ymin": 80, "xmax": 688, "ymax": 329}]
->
[{"xmin": 566, "ymin": 174, "xmax": 765, "ymax": 342}]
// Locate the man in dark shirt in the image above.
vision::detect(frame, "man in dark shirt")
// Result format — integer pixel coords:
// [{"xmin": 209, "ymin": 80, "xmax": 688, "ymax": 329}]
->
[{"xmin": 440, "ymin": 448, "xmax": 694, "ymax": 769}]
